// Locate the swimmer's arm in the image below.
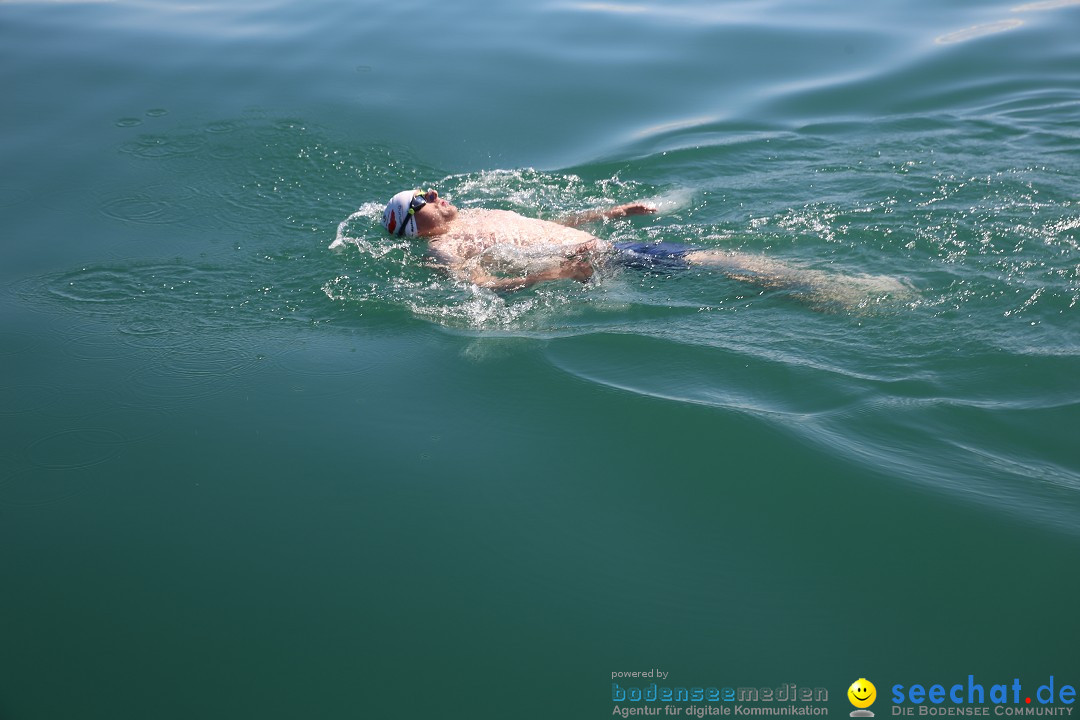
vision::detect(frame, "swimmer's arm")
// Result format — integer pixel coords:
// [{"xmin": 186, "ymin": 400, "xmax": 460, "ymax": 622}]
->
[
  {"xmin": 427, "ymin": 242, "xmax": 593, "ymax": 291},
  {"xmin": 450, "ymin": 259, "xmax": 594, "ymax": 292},
  {"xmin": 558, "ymin": 202, "xmax": 656, "ymax": 228}
]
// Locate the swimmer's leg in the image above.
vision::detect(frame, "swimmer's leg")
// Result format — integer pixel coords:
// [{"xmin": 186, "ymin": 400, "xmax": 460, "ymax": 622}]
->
[{"xmin": 684, "ymin": 250, "xmax": 915, "ymax": 310}]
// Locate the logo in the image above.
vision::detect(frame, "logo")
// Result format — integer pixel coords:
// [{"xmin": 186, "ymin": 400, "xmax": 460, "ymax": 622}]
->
[
  {"xmin": 890, "ymin": 675, "xmax": 1076, "ymax": 716},
  {"xmin": 849, "ymin": 678, "xmax": 877, "ymax": 717}
]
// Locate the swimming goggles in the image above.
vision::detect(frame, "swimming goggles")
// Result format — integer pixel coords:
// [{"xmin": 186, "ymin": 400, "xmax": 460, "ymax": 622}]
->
[{"xmin": 398, "ymin": 190, "xmax": 430, "ymax": 236}]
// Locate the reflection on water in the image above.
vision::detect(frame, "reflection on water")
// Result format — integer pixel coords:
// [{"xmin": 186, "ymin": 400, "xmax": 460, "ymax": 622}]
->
[
  {"xmin": 559, "ymin": 2, "xmax": 650, "ymax": 14},
  {"xmin": 935, "ymin": 19, "xmax": 1024, "ymax": 44},
  {"xmin": 936, "ymin": 0, "xmax": 1080, "ymax": 44},
  {"xmin": 1012, "ymin": 0, "xmax": 1080, "ymax": 10}
]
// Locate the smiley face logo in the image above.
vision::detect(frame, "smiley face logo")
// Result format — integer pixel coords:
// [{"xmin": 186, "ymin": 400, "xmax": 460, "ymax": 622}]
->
[{"xmin": 848, "ymin": 679, "xmax": 877, "ymax": 709}]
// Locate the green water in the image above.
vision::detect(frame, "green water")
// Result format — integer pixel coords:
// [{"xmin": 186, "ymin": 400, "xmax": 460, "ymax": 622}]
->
[{"xmin": 2, "ymin": 0, "xmax": 1078, "ymax": 718}]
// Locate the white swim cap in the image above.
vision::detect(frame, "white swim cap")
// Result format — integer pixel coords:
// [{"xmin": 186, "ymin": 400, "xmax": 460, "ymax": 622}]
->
[{"xmin": 382, "ymin": 189, "xmax": 421, "ymax": 237}]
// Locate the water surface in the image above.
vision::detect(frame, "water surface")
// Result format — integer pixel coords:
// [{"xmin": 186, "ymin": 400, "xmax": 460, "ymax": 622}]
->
[{"xmin": 1, "ymin": 0, "xmax": 1078, "ymax": 718}]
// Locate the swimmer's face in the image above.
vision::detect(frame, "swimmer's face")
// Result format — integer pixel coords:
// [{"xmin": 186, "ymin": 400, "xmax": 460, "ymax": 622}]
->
[
  {"xmin": 848, "ymin": 679, "xmax": 876, "ymax": 709},
  {"xmin": 412, "ymin": 188, "xmax": 458, "ymax": 236}
]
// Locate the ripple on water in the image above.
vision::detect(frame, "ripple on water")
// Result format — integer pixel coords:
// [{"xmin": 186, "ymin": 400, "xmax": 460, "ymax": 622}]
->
[
  {"xmin": 803, "ymin": 395, "xmax": 1080, "ymax": 535},
  {"xmin": 202, "ymin": 120, "xmax": 248, "ymax": 160},
  {"xmin": 45, "ymin": 318, "xmax": 219, "ymax": 366},
  {"xmin": 120, "ymin": 337, "xmax": 262, "ymax": 407},
  {"xmin": 544, "ymin": 332, "xmax": 868, "ymax": 419},
  {"xmin": 0, "ymin": 329, "xmax": 40, "ymax": 357},
  {"xmin": 31, "ymin": 260, "xmax": 322, "ymax": 346},
  {"xmin": 119, "ymin": 132, "xmax": 206, "ymax": 160},
  {"xmin": 162, "ymin": 343, "xmax": 260, "ymax": 379},
  {"xmin": 204, "ymin": 119, "xmax": 244, "ymax": 134},
  {"xmin": 115, "ymin": 117, "xmax": 143, "ymax": 128},
  {"xmin": 0, "ymin": 466, "xmax": 95, "ymax": 507},
  {"xmin": 273, "ymin": 118, "xmax": 306, "ymax": 132},
  {"xmin": 0, "ymin": 385, "xmax": 62, "ymax": 416},
  {"xmin": 42, "ymin": 267, "xmax": 146, "ymax": 313},
  {"xmin": 191, "ymin": 182, "xmax": 275, "ymax": 229},
  {"xmin": 121, "ymin": 365, "xmax": 235, "ymax": 406},
  {"xmin": 0, "ymin": 185, "xmax": 33, "ymax": 209},
  {"xmin": 2, "ymin": 424, "xmax": 132, "ymax": 504},
  {"xmin": 205, "ymin": 142, "xmax": 244, "ymax": 162},
  {"xmin": 62, "ymin": 330, "xmax": 152, "ymax": 362},
  {"xmin": 25, "ymin": 428, "xmax": 125, "ymax": 471},
  {"xmin": 273, "ymin": 338, "xmax": 383, "ymax": 377},
  {"xmin": 98, "ymin": 190, "xmax": 196, "ymax": 225},
  {"xmin": 38, "ymin": 263, "xmax": 253, "ymax": 318},
  {"xmin": 114, "ymin": 318, "xmax": 184, "ymax": 350}
]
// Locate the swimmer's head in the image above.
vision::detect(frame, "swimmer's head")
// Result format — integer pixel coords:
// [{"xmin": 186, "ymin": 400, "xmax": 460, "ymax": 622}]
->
[
  {"xmin": 382, "ymin": 189, "xmax": 426, "ymax": 237},
  {"xmin": 382, "ymin": 188, "xmax": 458, "ymax": 238}
]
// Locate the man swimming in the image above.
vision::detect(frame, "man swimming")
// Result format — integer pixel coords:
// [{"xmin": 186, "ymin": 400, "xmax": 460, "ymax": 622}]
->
[{"xmin": 379, "ymin": 187, "xmax": 913, "ymax": 305}]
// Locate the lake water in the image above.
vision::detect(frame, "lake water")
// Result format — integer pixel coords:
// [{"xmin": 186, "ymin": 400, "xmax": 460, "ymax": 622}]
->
[{"xmin": 1, "ymin": 0, "xmax": 1078, "ymax": 718}]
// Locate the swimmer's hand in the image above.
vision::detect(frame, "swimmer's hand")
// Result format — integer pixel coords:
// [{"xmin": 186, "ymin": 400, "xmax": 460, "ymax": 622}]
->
[
  {"xmin": 606, "ymin": 202, "xmax": 657, "ymax": 218},
  {"xmin": 558, "ymin": 256, "xmax": 594, "ymax": 283}
]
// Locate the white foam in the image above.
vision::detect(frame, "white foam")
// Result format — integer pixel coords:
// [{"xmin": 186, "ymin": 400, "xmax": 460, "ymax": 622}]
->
[
  {"xmin": 329, "ymin": 202, "xmax": 383, "ymax": 251},
  {"xmin": 644, "ymin": 188, "xmax": 695, "ymax": 214}
]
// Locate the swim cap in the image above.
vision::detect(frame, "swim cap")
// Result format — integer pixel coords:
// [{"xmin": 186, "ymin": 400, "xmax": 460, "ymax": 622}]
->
[{"xmin": 382, "ymin": 189, "xmax": 420, "ymax": 237}]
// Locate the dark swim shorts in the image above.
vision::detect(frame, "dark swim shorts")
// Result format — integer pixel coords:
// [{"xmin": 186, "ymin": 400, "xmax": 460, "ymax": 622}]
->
[{"xmin": 613, "ymin": 241, "xmax": 692, "ymax": 271}]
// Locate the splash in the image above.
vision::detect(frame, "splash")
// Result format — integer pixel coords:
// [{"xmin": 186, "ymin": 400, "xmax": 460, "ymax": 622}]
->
[
  {"xmin": 324, "ymin": 170, "xmax": 653, "ymax": 330},
  {"xmin": 322, "ymin": 167, "xmax": 933, "ymax": 329},
  {"xmin": 329, "ymin": 202, "xmax": 395, "ymax": 252}
]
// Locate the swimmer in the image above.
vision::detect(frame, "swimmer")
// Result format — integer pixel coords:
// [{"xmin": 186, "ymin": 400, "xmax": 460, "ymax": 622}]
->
[{"xmin": 379, "ymin": 188, "xmax": 914, "ymax": 306}]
